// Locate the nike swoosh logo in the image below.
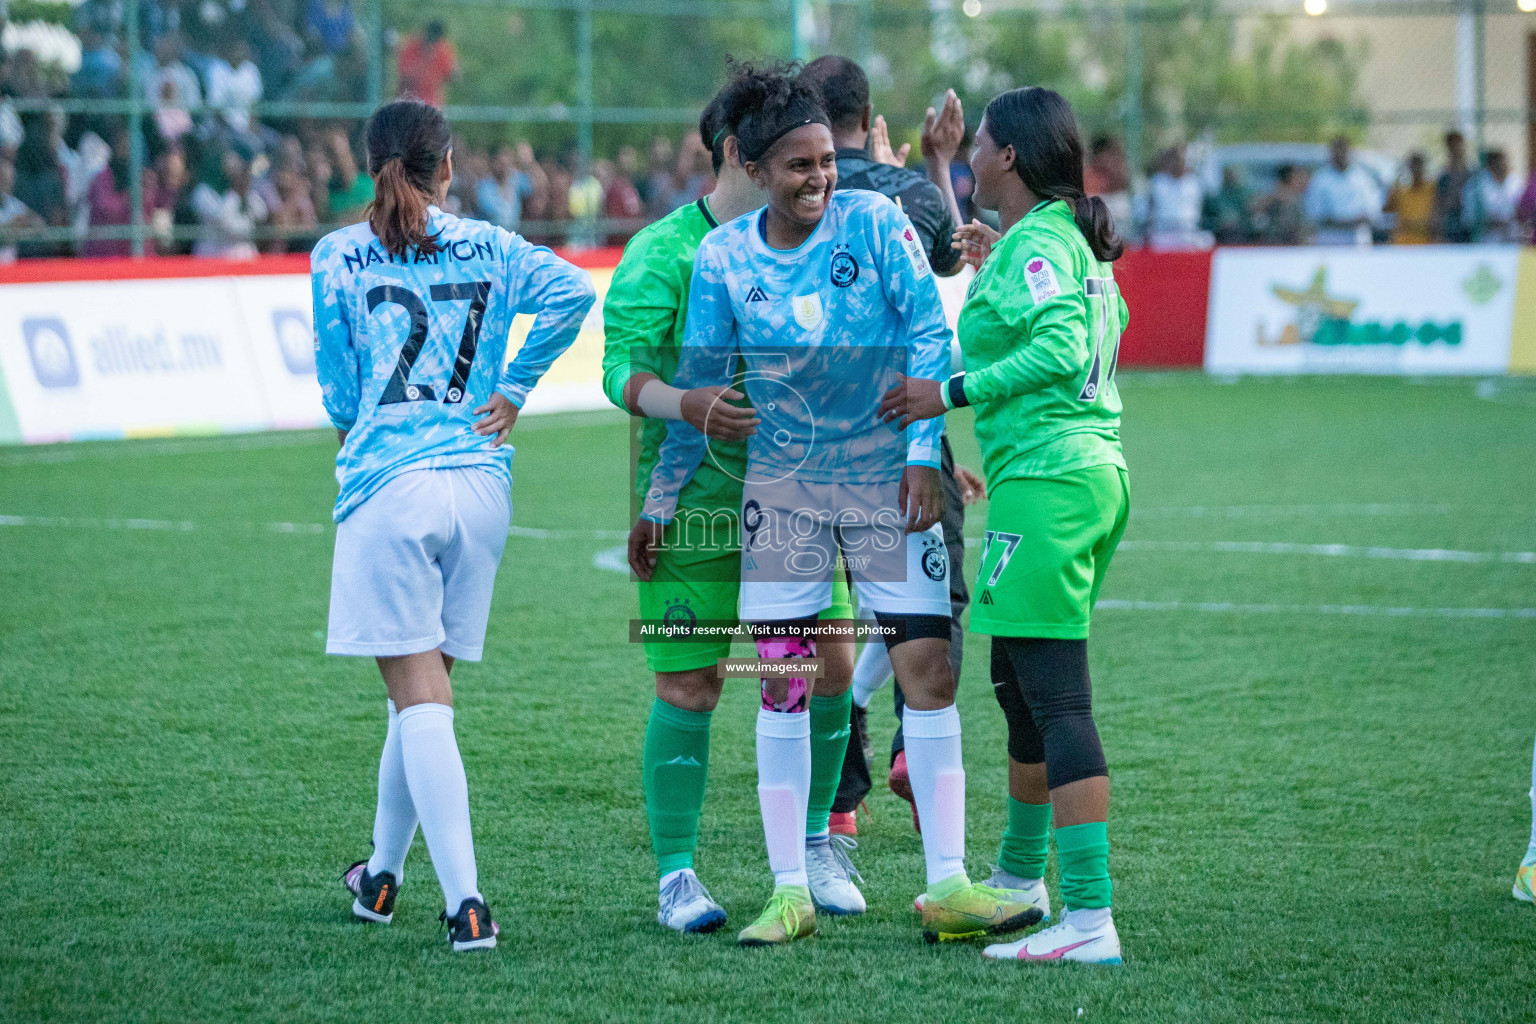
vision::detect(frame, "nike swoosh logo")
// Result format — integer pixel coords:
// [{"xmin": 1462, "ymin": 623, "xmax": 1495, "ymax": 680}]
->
[{"xmin": 1017, "ymin": 937, "xmax": 1096, "ymax": 960}]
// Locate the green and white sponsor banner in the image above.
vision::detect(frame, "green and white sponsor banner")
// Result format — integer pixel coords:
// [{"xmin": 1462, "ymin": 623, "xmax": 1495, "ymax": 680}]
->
[{"xmin": 1205, "ymin": 245, "xmax": 1519, "ymax": 375}]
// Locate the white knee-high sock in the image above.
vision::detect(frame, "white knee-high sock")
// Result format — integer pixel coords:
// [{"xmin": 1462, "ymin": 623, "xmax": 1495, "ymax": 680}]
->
[
  {"xmin": 367, "ymin": 700, "xmax": 418, "ymax": 880},
  {"xmin": 902, "ymin": 704, "xmax": 968, "ymax": 887},
  {"xmin": 851, "ymin": 642, "xmax": 894, "ymax": 710},
  {"xmin": 396, "ymin": 703, "xmax": 480, "ymax": 913},
  {"xmin": 756, "ymin": 709, "xmax": 811, "ymax": 888},
  {"xmin": 1526, "ymin": 733, "xmax": 1536, "ymax": 863}
]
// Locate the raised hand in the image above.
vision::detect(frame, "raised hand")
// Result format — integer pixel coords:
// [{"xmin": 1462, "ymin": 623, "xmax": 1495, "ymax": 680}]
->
[
  {"xmin": 921, "ymin": 89, "xmax": 965, "ymax": 167},
  {"xmin": 870, "ymin": 114, "xmax": 910, "ymax": 168}
]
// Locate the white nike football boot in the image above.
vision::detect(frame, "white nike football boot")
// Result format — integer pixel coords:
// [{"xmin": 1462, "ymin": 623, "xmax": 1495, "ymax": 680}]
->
[{"xmin": 983, "ymin": 907, "xmax": 1121, "ymax": 964}]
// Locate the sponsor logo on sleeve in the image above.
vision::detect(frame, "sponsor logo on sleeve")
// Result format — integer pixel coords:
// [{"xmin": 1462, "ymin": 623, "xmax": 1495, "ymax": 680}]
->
[
  {"xmin": 899, "ymin": 226, "xmax": 931, "ymax": 278},
  {"xmin": 22, "ymin": 318, "xmax": 80, "ymax": 389},
  {"xmin": 1025, "ymin": 256, "xmax": 1061, "ymax": 302}
]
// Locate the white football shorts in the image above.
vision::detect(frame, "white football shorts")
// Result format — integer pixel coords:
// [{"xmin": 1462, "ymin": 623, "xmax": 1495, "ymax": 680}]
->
[
  {"xmin": 737, "ymin": 476, "xmax": 951, "ymax": 622},
  {"xmin": 327, "ymin": 466, "xmax": 511, "ymax": 661}
]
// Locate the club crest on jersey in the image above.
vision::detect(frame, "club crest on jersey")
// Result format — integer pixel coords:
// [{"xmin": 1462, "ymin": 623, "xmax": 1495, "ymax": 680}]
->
[
  {"xmin": 745, "ymin": 286, "xmax": 769, "ymax": 302},
  {"xmin": 829, "ymin": 247, "xmax": 859, "ymax": 288},
  {"xmin": 792, "ymin": 293, "xmax": 824, "ymax": 330},
  {"xmin": 1025, "ymin": 256, "xmax": 1061, "ymax": 302}
]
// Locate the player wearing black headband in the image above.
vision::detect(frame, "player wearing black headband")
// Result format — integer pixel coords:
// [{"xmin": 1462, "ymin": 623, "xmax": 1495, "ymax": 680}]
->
[{"xmin": 634, "ymin": 64, "xmax": 1040, "ymax": 946}]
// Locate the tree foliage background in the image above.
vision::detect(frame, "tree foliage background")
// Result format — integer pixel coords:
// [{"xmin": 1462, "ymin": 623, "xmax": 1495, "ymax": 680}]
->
[{"xmin": 367, "ymin": 1, "xmax": 1364, "ymax": 159}]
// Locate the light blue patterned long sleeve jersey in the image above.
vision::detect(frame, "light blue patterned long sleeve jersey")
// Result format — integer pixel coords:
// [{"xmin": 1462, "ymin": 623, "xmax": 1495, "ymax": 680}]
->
[
  {"xmin": 641, "ymin": 189, "xmax": 951, "ymax": 524},
  {"xmin": 312, "ymin": 206, "xmax": 595, "ymax": 521}
]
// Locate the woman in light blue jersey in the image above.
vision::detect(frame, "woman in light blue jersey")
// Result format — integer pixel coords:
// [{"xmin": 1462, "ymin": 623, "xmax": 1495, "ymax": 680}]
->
[
  {"xmin": 312, "ymin": 99, "xmax": 594, "ymax": 951},
  {"xmin": 631, "ymin": 66, "xmax": 1037, "ymax": 947}
]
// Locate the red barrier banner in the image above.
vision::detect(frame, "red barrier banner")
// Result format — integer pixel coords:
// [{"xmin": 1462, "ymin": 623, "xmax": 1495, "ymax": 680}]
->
[{"xmin": 1113, "ymin": 248, "xmax": 1213, "ymax": 368}]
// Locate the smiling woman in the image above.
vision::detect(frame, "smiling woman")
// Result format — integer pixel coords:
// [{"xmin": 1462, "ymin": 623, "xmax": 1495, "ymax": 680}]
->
[
  {"xmin": 731, "ymin": 71, "xmax": 837, "ymax": 249},
  {"xmin": 633, "ymin": 62, "xmax": 1036, "ymax": 948}
]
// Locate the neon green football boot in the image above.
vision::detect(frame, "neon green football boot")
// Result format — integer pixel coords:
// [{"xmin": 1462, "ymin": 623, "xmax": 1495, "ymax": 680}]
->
[
  {"xmin": 920, "ymin": 873, "xmax": 1045, "ymax": 944},
  {"xmin": 737, "ymin": 884, "xmax": 817, "ymax": 947},
  {"xmin": 1514, "ymin": 863, "xmax": 1535, "ymax": 904}
]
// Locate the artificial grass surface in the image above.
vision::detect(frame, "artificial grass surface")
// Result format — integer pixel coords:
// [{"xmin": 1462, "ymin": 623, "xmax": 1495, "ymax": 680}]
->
[{"xmin": 1, "ymin": 374, "xmax": 1533, "ymax": 1023}]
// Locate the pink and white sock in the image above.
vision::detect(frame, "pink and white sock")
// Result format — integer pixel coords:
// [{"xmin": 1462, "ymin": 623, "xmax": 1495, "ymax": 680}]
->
[
  {"xmin": 756, "ymin": 708, "xmax": 811, "ymax": 887},
  {"xmin": 902, "ymin": 704, "xmax": 968, "ymax": 887}
]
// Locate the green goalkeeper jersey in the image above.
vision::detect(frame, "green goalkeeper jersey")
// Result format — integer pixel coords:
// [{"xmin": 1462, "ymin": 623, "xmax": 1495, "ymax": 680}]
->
[
  {"xmin": 957, "ymin": 199, "xmax": 1128, "ymax": 485},
  {"xmin": 601, "ymin": 197, "xmax": 748, "ymax": 514}
]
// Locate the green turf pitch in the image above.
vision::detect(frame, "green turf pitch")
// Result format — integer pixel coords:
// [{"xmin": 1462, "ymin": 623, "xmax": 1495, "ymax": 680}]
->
[{"xmin": 2, "ymin": 374, "xmax": 1533, "ymax": 1023}]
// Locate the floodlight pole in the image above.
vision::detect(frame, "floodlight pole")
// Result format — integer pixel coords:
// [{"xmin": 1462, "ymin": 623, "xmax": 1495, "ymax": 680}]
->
[
  {"xmin": 577, "ymin": 0, "xmax": 594, "ymax": 176},
  {"xmin": 1124, "ymin": 3, "xmax": 1144, "ymax": 179},
  {"xmin": 790, "ymin": 0, "xmax": 807, "ymax": 60},
  {"xmin": 1472, "ymin": 0, "xmax": 1486, "ymax": 155},
  {"xmin": 366, "ymin": 0, "xmax": 384, "ymax": 106},
  {"xmin": 127, "ymin": 0, "xmax": 145, "ymax": 258},
  {"xmin": 857, "ymin": 0, "xmax": 874, "ymax": 66}
]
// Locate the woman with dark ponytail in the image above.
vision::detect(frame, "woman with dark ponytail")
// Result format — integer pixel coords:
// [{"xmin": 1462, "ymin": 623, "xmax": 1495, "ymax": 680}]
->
[
  {"xmin": 312, "ymin": 98, "xmax": 595, "ymax": 952},
  {"xmin": 882, "ymin": 86, "xmax": 1130, "ymax": 965}
]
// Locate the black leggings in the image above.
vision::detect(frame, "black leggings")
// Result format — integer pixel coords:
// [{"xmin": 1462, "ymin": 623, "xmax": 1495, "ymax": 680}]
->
[{"xmin": 991, "ymin": 636, "xmax": 1107, "ymax": 789}]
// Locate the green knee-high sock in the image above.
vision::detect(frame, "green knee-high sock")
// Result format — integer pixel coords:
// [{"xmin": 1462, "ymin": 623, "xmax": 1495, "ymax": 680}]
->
[
  {"xmin": 642, "ymin": 697, "xmax": 712, "ymax": 878},
  {"xmin": 997, "ymin": 798, "xmax": 1052, "ymax": 880},
  {"xmin": 1055, "ymin": 821, "xmax": 1112, "ymax": 910},
  {"xmin": 806, "ymin": 690, "xmax": 854, "ymax": 836}
]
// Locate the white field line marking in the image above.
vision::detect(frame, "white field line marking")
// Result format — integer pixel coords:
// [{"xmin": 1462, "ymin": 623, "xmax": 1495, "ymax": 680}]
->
[
  {"xmin": 961, "ymin": 535, "xmax": 1534, "ymax": 564},
  {"xmin": 0, "ymin": 431, "xmax": 327, "ymax": 466},
  {"xmin": 509, "ymin": 524, "xmax": 627, "ymax": 541},
  {"xmin": 1130, "ymin": 503, "xmax": 1461, "ymax": 519},
  {"xmin": 0, "ymin": 411, "xmax": 627, "ymax": 466},
  {"xmin": 7, "ymin": 515, "xmax": 1528, "ymax": 567},
  {"xmin": 1116, "ymin": 539, "xmax": 1536, "ymax": 564},
  {"xmin": 593, "ymin": 544, "xmax": 629, "ymax": 574},
  {"xmin": 1096, "ymin": 599, "xmax": 1536, "ymax": 620},
  {"xmin": 0, "ymin": 514, "xmax": 200, "ymax": 531},
  {"xmin": 0, "ymin": 514, "xmax": 622, "ymax": 541}
]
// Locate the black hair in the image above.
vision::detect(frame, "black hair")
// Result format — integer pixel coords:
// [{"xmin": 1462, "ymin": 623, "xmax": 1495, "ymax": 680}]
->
[
  {"xmin": 726, "ymin": 61, "xmax": 830, "ymax": 165},
  {"xmin": 798, "ymin": 55, "xmax": 868, "ymax": 132},
  {"xmin": 1088, "ymin": 135, "xmax": 1120, "ymax": 158},
  {"xmin": 983, "ymin": 86, "xmax": 1123, "ymax": 263},
  {"xmin": 1275, "ymin": 163, "xmax": 1297, "ymax": 185},
  {"xmin": 364, "ymin": 98, "xmax": 451, "ymax": 257},
  {"xmin": 699, "ymin": 58, "xmax": 795, "ymax": 175}
]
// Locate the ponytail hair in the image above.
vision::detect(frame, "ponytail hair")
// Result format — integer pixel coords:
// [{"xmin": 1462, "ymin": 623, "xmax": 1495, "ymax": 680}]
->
[
  {"xmin": 364, "ymin": 99, "xmax": 452, "ymax": 258},
  {"xmin": 983, "ymin": 87, "xmax": 1124, "ymax": 262}
]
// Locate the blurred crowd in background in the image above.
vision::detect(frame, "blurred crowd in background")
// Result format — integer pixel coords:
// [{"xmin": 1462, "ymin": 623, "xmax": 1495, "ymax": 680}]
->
[{"xmin": 0, "ymin": 2, "xmax": 1532, "ymax": 261}]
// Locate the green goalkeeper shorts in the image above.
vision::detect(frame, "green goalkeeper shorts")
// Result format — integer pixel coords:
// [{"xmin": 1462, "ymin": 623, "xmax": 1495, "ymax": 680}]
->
[
  {"xmin": 968, "ymin": 465, "xmax": 1129, "ymax": 640},
  {"xmin": 638, "ymin": 519, "xmax": 855, "ymax": 673}
]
